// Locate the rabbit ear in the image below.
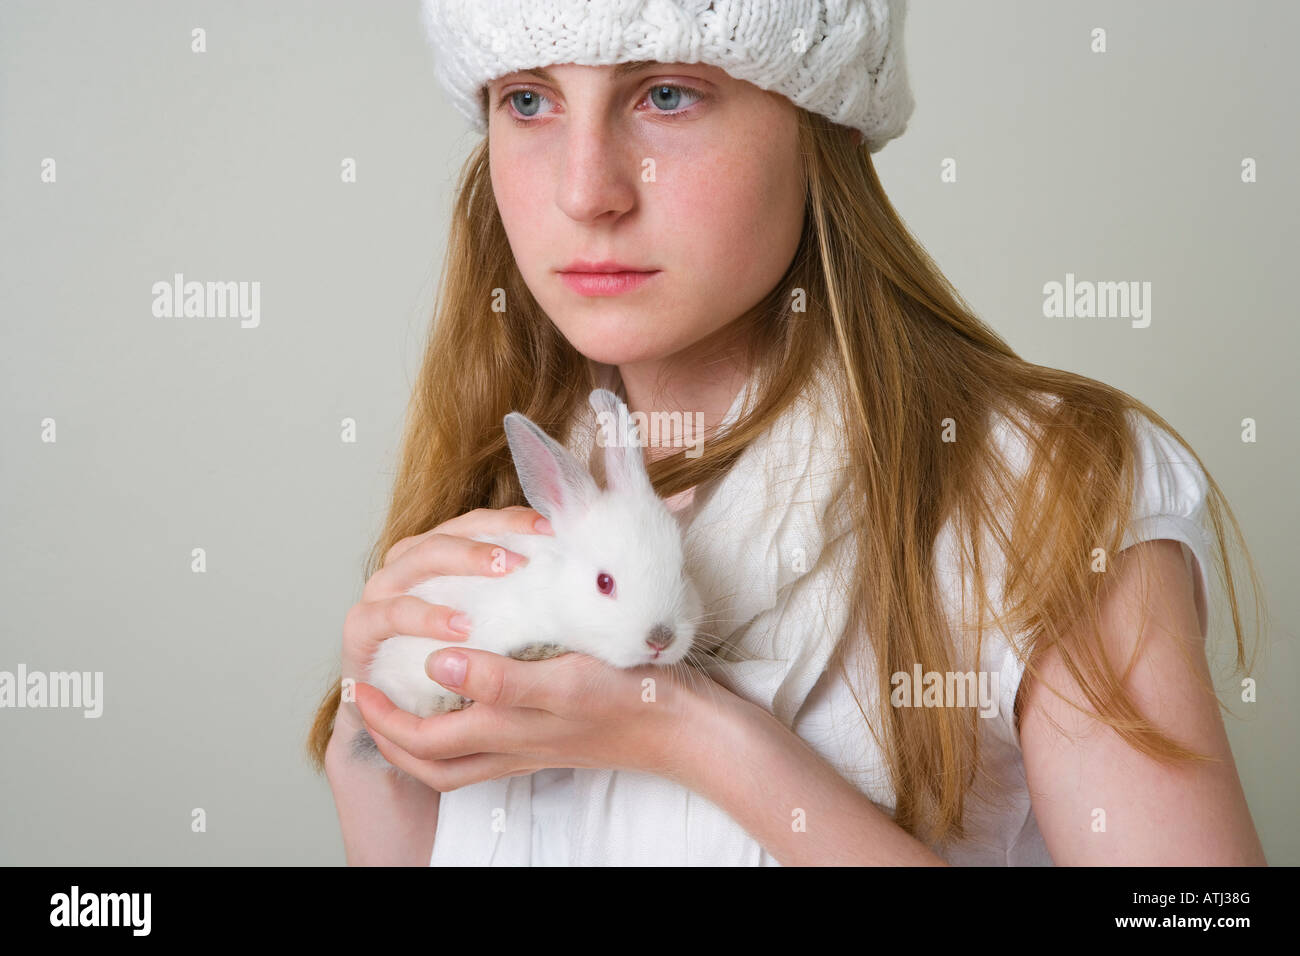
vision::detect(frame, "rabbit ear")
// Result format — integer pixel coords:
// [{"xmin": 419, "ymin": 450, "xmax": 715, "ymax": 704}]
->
[
  {"xmin": 589, "ymin": 388, "xmax": 651, "ymax": 496},
  {"xmin": 503, "ymin": 411, "xmax": 598, "ymax": 520}
]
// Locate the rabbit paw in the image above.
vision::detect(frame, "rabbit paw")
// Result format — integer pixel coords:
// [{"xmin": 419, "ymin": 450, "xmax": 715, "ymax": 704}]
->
[
  {"xmin": 351, "ymin": 727, "xmax": 382, "ymax": 764},
  {"xmin": 509, "ymin": 642, "xmax": 567, "ymax": 661},
  {"xmin": 431, "ymin": 692, "xmax": 472, "ymax": 712}
]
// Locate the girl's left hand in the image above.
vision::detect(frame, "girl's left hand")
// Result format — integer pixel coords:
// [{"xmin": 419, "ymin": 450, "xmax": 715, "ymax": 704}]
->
[{"xmin": 352, "ymin": 647, "xmax": 717, "ymax": 792}]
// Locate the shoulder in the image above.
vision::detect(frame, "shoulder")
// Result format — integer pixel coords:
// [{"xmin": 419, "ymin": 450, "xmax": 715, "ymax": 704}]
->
[
  {"xmin": 984, "ymin": 397, "xmax": 1215, "ymax": 594},
  {"xmin": 949, "ymin": 397, "xmax": 1221, "ymax": 740},
  {"xmin": 1119, "ymin": 408, "xmax": 1214, "ymax": 570}
]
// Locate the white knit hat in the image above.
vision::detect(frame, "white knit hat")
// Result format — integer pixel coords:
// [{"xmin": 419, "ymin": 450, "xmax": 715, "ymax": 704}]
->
[{"xmin": 419, "ymin": 0, "xmax": 915, "ymax": 153}]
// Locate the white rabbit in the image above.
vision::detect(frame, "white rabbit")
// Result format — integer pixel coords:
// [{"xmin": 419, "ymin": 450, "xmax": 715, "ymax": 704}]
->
[{"xmin": 353, "ymin": 387, "xmax": 703, "ymax": 767}]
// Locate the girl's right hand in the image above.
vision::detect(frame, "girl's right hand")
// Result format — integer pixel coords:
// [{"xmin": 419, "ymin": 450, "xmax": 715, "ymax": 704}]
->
[{"xmin": 335, "ymin": 505, "xmax": 555, "ymax": 734}]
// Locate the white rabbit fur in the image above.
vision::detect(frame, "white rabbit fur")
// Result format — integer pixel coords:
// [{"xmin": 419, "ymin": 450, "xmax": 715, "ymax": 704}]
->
[{"xmin": 354, "ymin": 387, "xmax": 703, "ymax": 768}]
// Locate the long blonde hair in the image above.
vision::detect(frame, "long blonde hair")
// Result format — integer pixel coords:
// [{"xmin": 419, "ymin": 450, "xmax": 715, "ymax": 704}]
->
[{"xmin": 307, "ymin": 107, "xmax": 1263, "ymax": 847}]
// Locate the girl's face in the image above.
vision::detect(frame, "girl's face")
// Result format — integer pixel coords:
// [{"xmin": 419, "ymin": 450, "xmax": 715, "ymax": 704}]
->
[{"xmin": 486, "ymin": 62, "xmax": 805, "ymax": 368}]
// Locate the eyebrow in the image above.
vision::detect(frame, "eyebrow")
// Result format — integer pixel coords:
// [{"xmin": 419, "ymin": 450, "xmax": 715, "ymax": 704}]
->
[{"xmin": 507, "ymin": 60, "xmax": 660, "ymax": 85}]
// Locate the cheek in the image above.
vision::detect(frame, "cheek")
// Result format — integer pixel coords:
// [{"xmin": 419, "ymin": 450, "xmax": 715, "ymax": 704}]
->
[
  {"xmin": 490, "ymin": 146, "xmax": 549, "ymax": 272},
  {"xmin": 659, "ymin": 143, "xmax": 804, "ymax": 307}
]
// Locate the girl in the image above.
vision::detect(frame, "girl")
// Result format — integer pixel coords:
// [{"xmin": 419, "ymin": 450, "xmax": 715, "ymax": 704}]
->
[{"xmin": 307, "ymin": 0, "xmax": 1267, "ymax": 866}]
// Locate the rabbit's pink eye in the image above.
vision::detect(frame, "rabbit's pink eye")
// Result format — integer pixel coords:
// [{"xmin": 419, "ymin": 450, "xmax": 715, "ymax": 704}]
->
[{"xmin": 596, "ymin": 572, "xmax": 615, "ymax": 596}]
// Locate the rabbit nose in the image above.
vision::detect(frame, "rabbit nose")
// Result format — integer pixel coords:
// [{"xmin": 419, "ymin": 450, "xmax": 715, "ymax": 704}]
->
[{"xmin": 646, "ymin": 624, "xmax": 675, "ymax": 652}]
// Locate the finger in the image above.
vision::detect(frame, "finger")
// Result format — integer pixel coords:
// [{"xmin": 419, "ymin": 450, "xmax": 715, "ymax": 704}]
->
[
  {"xmin": 504, "ymin": 505, "xmax": 553, "ymax": 535},
  {"xmin": 425, "ymin": 752, "xmax": 544, "ymax": 791},
  {"xmin": 366, "ymin": 533, "xmax": 529, "ymax": 602},
  {"xmin": 364, "ymin": 725, "xmax": 442, "ymax": 790},
  {"xmin": 426, "ymin": 646, "xmax": 600, "ymax": 716},
  {"xmin": 355, "ymin": 682, "xmax": 444, "ymax": 764},
  {"xmin": 436, "ymin": 506, "xmax": 553, "ymax": 539},
  {"xmin": 355, "ymin": 679, "xmax": 515, "ymax": 761},
  {"xmin": 383, "ymin": 531, "xmax": 431, "ymax": 570},
  {"xmin": 382, "ymin": 507, "xmax": 553, "ymax": 569},
  {"xmin": 368, "ymin": 727, "xmax": 538, "ymax": 792},
  {"xmin": 342, "ymin": 602, "xmax": 462, "ymax": 696},
  {"xmin": 344, "ymin": 597, "xmax": 473, "ymax": 682}
]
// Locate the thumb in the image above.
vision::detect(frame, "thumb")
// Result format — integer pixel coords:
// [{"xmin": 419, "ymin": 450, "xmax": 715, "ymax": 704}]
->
[
  {"xmin": 426, "ymin": 647, "xmax": 515, "ymax": 707},
  {"xmin": 426, "ymin": 648, "xmax": 469, "ymax": 688}
]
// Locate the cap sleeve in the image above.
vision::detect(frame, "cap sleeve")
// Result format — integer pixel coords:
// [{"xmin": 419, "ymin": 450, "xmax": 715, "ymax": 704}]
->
[
  {"xmin": 1119, "ymin": 410, "xmax": 1217, "ymax": 639},
  {"xmin": 966, "ymin": 406, "xmax": 1219, "ymax": 750}
]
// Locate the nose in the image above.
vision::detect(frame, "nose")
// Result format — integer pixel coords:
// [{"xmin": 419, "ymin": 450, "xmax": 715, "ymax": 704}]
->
[
  {"xmin": 645, "ymin": 623, "xmax": 675, "ymax": 653},
  {"xmin": 556, "ymin": 123, "xmax": 637, "ymax": 224}
]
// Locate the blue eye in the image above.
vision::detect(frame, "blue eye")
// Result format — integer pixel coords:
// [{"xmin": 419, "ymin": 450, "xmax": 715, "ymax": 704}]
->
[
  {"xmin": 496, "ymin": 83, "xmax": 705, "ymax": 124},
  {"xmin": 648, "ymin": 85, "xmax": 681, "ymax": 110},
  {"xmin": 642, "ymin": 84, "xmax": 703, "ymax": 115},
  {"xmin": 509, "ymin": 89, "xmax": 546, "ymax": 117}
]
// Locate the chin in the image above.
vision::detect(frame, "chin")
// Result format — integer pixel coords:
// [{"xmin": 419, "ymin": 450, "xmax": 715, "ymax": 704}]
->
[{"xmin": 554, "ymin": 322, "xmax": 679, "ymax": 367}]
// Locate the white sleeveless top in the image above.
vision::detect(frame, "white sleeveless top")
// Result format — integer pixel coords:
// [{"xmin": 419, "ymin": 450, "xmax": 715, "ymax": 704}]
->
[{"xmin": 431, "ymin": 364, "xmax": 1215, "ymax": 866}]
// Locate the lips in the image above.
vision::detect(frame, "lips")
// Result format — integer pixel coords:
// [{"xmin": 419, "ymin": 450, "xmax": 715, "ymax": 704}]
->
[
  {"xmin": 558, "ymin": 260, "xmax": 661, "ymax": 296},
  {"xmin": 559, "ymin": 259, "xmax": 655, "ymax": 274}
]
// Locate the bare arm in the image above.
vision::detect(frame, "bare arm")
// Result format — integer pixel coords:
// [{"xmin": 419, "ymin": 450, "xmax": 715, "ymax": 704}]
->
[
  {"xmin": 1019, "ymin": 539, "xmax": 1267, "ymax": 865},
  {"xmin": 678, "ymin": 687, "xmax": 949, "ymax": 865},
  {"xmin": 322, "ymin": 505, "xmax": 552, "ymax": 866},
  {"xmin": 674, "ymin": 538, "xmax": 1266, "ymax": 866},
  {"xmin": 324, "ymin": 704, "xmax": 440, "ymax": 866}
]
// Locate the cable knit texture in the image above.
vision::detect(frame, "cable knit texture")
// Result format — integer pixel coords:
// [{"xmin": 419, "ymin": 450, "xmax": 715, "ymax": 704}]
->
[{"xmin": 419, "ymin": 0, "xmax": 915, "ymax": 152}]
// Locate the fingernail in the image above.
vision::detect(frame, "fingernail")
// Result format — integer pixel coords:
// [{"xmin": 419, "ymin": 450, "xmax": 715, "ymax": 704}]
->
[
  {"xmin": 534, "ymin": 516, "xmax": 554, "ymax": 534},
  {"xmin": 448, "ymin": 612, "xmax": 472, "ymax": 634},
  {"xmin": 491, "ymin": 547, "xmax": 527, "ymax": 573},
  {"xmin": 431, "ymin": 652, "xmax": 467, "ymax": 687}
]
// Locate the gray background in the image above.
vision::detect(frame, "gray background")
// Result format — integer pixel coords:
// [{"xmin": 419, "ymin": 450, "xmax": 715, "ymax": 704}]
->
[{"xmin": 1, "ymin": 0, "xmax": 1295, "ymax": 865}]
